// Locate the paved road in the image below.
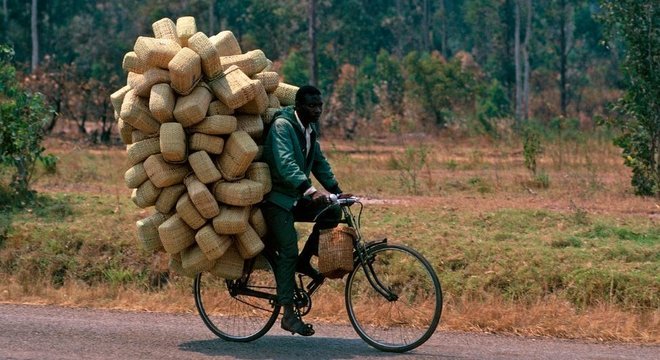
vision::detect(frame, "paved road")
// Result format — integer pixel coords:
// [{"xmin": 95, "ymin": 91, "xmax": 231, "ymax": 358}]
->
[{"xmin": 0, "ymin": 304, "xmax": 657, "ymax": 359}]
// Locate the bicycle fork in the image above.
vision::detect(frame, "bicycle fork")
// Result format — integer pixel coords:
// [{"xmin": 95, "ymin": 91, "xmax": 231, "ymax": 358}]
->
[{"xmin": 355, "ymin": 240, "xmax": 399, "ymax": 302}]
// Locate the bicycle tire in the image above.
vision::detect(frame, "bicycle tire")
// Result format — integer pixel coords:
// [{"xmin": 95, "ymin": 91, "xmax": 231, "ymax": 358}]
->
[
  {"xmin": 345, "ymin": 244, "xmax": 442, "ymax": 352},
  {"xmin": 193, "ymin": 254, "xmax": 280, "ymax": 342}
]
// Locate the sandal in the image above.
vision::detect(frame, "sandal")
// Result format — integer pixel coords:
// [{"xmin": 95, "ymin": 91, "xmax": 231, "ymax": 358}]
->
[{"xmin": 281, "ymin": 310, "xmax": 315, "ymax": 336}]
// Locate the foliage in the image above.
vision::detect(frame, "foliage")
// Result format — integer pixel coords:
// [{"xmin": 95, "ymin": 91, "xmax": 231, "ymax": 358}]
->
[
  {"xmin": 522, "ymin": 126, "xmax": 542, "ymax": 175},
  {"xmin": 599, "ymin": 0, "xmax": 659, "ymax": 196},
  {"xmin": 387, "ymin": 144, "xmax": 431, "ymax": 195},
  {"xmin": 0, "ymin": 45, "xmax": 56, "ymax": 197}
]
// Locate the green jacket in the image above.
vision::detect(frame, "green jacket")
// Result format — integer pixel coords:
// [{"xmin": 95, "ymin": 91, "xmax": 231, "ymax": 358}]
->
[{"xmin": 262, "ymin": 106, "xmax": 341, "ymax": 210}]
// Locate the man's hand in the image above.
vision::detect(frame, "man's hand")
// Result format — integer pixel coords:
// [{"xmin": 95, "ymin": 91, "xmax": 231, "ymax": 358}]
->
[
  {"xmin": 311, "ymin": 189, "xmax": 332, "ymax": 205},
  {"xmin": 338, "ymin": 193, "xmax": 354, "ymax": 199}
]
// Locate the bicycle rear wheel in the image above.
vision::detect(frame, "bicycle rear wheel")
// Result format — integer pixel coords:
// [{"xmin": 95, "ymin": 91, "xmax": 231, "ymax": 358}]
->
[
  {"xmin": 194, "ymin": 254, "xmax": 280, "ymax": 342},
  {"xmin": 345, "ymin": 244, "xmax": 442, "ymax": 352}
]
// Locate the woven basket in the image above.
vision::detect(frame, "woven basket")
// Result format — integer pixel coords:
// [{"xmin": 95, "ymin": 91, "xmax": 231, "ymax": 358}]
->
[
  {"xmin": 111, "ymin": 85, "xmax": 131, "ymax": 114},
  {"xmin": 143, "ymin": 154, "xmax": 190, "ymax": 188},
  {"xmin": 212, "ymin": 205, "xmax": 250, "ymax": 235},
  {"xmin": 220, "ymin": 50, "xmax": 268, "ymax": 76},
  {"xmin": 152, "ymin": 18, "xmax": 179, "ymax": 44},
  {"xmin": 235, "ymin": 225, "xmax": 265, "ymax": 259},
  {"xmin": 195, "ymin": 224, "xmax": 232, "ymax": 261},
  {"xmin": 126, "ymin": 137, "xmax": 161, "ymax": 167},
  {"xmin": 155, "ymin": 183, "xmax": 186, "ymax": 214},
  {"xmin": 210, "ymin": 244, "xmax": 244, "ymax": 279},
  {"xmin": 134, "ymin": 36, "xmax": 181, "ymax": 69},
  {"xmin": 131, "ymin": 130, "xmax": 154, "ymax": 143},
  {"xmin": 120, "ymin": 90, "xmax": 160, "ymax": 135},
  {"xmin": 188, "ymin": 115, "xmax": 237, "ymax": 135},
  {"xmin": 131, "ymin": 179, "xmax": 162, "ymax": 208},
  {"xmin": 264, "ymin": 59, "xmax": 273, "ymax": 72},
  {"xmin": 175, "ymin": 192, "xmax": 206, "ymax": 229},
  {"xmin": 252, "ymin": 71, "xmax": 279, "ymax": 93},
  {"xmin": 184, "ymin": 174, "xmax": 220, "ymax": 219},
  {"xmin": 249, "ymin": 207, "xmax": 268, "ymax": 238},
  {"xmin": 124, "ymin": 162, "xmax": 149, "ymax": 189},
  {"xmin": 217, "ymin": 131, "xmax": 258, "ymax": 180},
  {"xmin": 273, "ymin": 82, "xmax": 298, "ymax": 106},
  {"xmin": 213, "ymin": 179, "xmax": 263, "ymax": 206},
  {"xmin": 245, "ymin": 162, "xmax": 271, "ymax": 195},
  {"xmin": 175, "ymin": 16, "xmax": 197, "ymax": 47},
  {"xmin": 267, "ymin": 93, "xmax": 281, "ymax": 108},
  {"xmin": 182, "ymin": 244, "xmax": 216, "ymax": 274},
  {"xmin": 173, "ymin": 85, "xmax": 213, "ymax": 127},
  {"xmin": 208, "ymin": 65, "xmax": 256, "ymax": 110},
  {"xmin": 209, "ymin": 30, "xmax": 242, "ymax": 56},
  {"xmin": 318, "ymin": 226, "xmax": 356, "ymax": 279},
  {"xmin": 189, "ymin": 133, "xmax": 224, "ymax": 155},
  {"xmin": 169, "ymin": 253, "xmax": 198, "ymax": 278},
  {"xmin": 237, "ymin": 80, "xmax": 269, "ymax": 115},
  {"xmin": 262, "ymin": 108, "xmax": 279, "ymax": 126},
  {"xmin": 188, "ymin": 151, "xmax": 221, "ymax": 184},
  {"xmin": 235, "ymin": 114, "xmax": 264, "ymax": 141},
  {"xmin": 136, "ymin": 212, "xmax": 170, "ymax": 252},
  {"xmin": 187, "ymin": 31, "xmax": 223, "ymax": 79},
  {"xmin": 159, "ymin": 122, "xmax": 187, "ymax": 164},
  {"xmin": 168, "ymin": 47, "xmax": 202, "ymax": 96},
  {"xmin": 149, "ymin": 83, "xmax": 175, "ymax": 123},
  {"xmin": 122, "ymin": 51, "xmax": 149, "ymax": 74},
  {"xmin": 130, "ymin": 68, "xmax": 171, "ymax": 97},
  {"xmin": 207, "ymin": 100, "xmax": 234, "ymax": 116},
  {"xmin": 117, "ymin": 118, "xmax": 134, "ymax": 145}
]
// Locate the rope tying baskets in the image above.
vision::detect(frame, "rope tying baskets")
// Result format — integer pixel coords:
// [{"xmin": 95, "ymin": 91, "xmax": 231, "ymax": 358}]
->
[
  {"xmin": 168, "ymin": 47, "xmax": 202, "ymax": 96},
  {"xmin": 208, "ymin": 65, "xmax": 256, "ymax": 110},
  {"xmin": 318, "ymin": 226, "xmax": 356, "ymax": 279},
  {"xmin": 195, "ymin": 224, "xmax": 232, "ymax": 261},
  {"xmin": 210, "ymin": 244, "xmax": 243, "ymax": 279},
  {"xmin": 212, "ymin": 205, "xmax": 250, "ymax": 234},
  {"xmin": 213, "ymin": 179, "xmax": 263, "ymax": 206},
  {"xmin": 143, "ymin": 154, "xmax": 190, "ymax": 188},
  {"xmin": 159, "ymin": 122, "xmax": 187, "ymax": 163},
  {"xmin": 217, "ymin": 130, "xmax": 258, "ymax": 180}
]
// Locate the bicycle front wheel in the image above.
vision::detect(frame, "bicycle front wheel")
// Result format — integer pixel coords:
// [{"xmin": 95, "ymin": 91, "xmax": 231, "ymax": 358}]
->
[
  {"xmin": 194, "ymin": 254, "xmax": 280, "ymax": 342},
  {"xmin": 345, "ymin": 244, "xmax": 442, "ymax": 352}
]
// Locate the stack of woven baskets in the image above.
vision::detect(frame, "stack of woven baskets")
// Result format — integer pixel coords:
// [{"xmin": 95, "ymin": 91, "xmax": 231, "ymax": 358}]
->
[{"xmin": 110, "ymin": 16, "xmax": 298, "ymax": 279}]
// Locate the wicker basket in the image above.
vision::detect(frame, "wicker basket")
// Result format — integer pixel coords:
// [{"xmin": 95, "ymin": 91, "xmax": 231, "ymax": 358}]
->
[
  {"xmin": 249, "ymin": 207, "xmax": 268, "ymax": 238},
  {"xmin": 208, "ymin": 65, "xmax": 256, "ymax": 110},
  {"xmin": 220, "ymin": 50, "xmax": 268, "ymax": 76},
  {"xmin": 235, "ymin": 113, "xmax": 264, "ymax": 141},
  {"xmin": 210, "ymin": 244, "xmax": 244, "ymax": 279},
  {"xmin": 149, "ymin": 83, "xmax": 175, "ymax": 123},
  {"xmin": 175, "ymin": 192, "xmax": 206, "ymax": 230},
  {"xmin": 117, "ymin": 118, "xmax": 134, "ymax": 145},
  {"xmin": 212, "ymin": 205, "xmax": 250, "ymax": 234},
  {"xmin": 111, "ymin": 85, "xmax": 131, "ymax": 116},
  {"xmin": 131, "ymin": 179, "xmax": 162, "ymax": 208},
  {"xmin": 251, "ymin": 71, "xmax": 279, "ymax": 93},
  {"xmin": 237, "ymin": 80, "xmax": 269, "ymax": 115},
  {"xmin": 267, "ymin": 93, "xmax": 281, "ymax": 108},
  {"xmin": 124, "ymin": 162, "xmax": 149, "ymax": 189},
  {"xmin": 187, "ymin": 31, "xmax": 223, "ymax": 79},
  {"xmin": 155, "ymin": 183, "xmax": 186, "ymax": 214},
  {"xmin": 133, "ymin": 36, "xmax": 181, "ymax": 69},
  {"xmin": 143, "ymin": 154, "xmax": 190, "ymax": 188},
  {"xmin": 216, "ymin": 131, "xmax": 258, "ymax": 180},
  {"xmin": 209, "ymin": 30, "xmax": 242, "ymax": 56},
  {"xmin": 245, "ymin": 162, "xmax": 271, "ymax": 195},
  {"xmin": 120, "ymin": 90, "xmax": 160, "ymax": 135},
  {"xmin": 181, "ymin": 244, "xmax": 216, "ymax": 274},
  {"xmin": 213, "ymin": 179, "xmax": 263, "ymax": 206},
  {"xmin": 131, "ymin": 130, "xmax": 150, "ymax": 143},
  {"xmin": 122, "ymin": 51, "xmax": 149, "ymax": 74},
  {"xmin": 273, "ymin": 82, "xmax": 299, "ymax": 106},
  {"xmin": 184, "ymin": 174, "xmax": 220, "ymax": 219},
  {"xmin": 136, "ymin": 212, "xmax": 170, "ymax": 252},
  {"xmin": 126, "ymin": 137, "xmax": 161, "ymax": 167},
  {"xmin": 128, "ymin": 68, "xmax": 171, "ymax": 97},
  {"xmin": 152, "ymin": 18, "xmax": 179, "ymax": 44},
  {"xmin": 168, "ymin": 47, "xmax": 202, "ymax": 95},
  {"xmin": 189, "ymin": 133, "xmax": 224, "ymax": 155},
  {"xmin": 159, "ymin": 122, "xmax": 187, "ymax": 164},
  {"xmin": 207, "ymin": 100, "xmax": 234, "ymax": 116},
  {"xmin": 169, "ymin": 253, "xmax": 198, "ymax": 278},
  {"xmin": 173, "ymin": 85, "xmax": 213, "ymax": 127},
  {"xmin": 318, "ymin": 226, "xmax": 356, "ymax": 279},
  {"xmin": 188, "ymin": 115, "xmax": 237, "ymax": 135},
  {"xmin": 195, "ymin": 224, "xmax": 232, "ymax": 261},
  {"xmin": 188, "ymin": 151, "xmax": 222, "ymax": 184},
  {"xmin": 175, "ymin": 16, "xmax": 197, "ymax": 47},
  {"xmin": 235, "ymin": 225, "xmax": 265, "ymax": 259}
]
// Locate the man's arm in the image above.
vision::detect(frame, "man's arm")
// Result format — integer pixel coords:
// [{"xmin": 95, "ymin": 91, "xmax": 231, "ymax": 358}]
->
[
  {"xmin": 269, "ymin": 119, "xmax": 315, "ymax": 195},
  {"xmin": 311, "ymin": 140, "xmax": 341, "ymax": 194}
]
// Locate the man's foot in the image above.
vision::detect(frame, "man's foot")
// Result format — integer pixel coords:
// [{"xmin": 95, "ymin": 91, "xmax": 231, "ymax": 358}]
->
[
  {"xmin": 281, "ymin": 309, "xmax": 315, "ymax": 336},
  {"xmin": 296, "ymin": 260, "xmax": 325, "ymax": 283}
]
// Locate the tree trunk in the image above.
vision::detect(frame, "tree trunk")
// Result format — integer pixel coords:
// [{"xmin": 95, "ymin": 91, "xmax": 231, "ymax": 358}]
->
[
  {"xmin": 522, "ymin": 0, "xmax": 532, "ymax": 120},
  {"xmin": 439, "ymin": 0, "xmax": 448, "ymax": 58},
  {"xmin": 514, "ymin": 0, "xmax": 522, "ymax": 125},
  {"xmin": 208, "ymin": 0, "xmax": 215, "ymax": 34},
  {"xmin": 559, "ymin": 0, "xmax": 568, "ymax": 117},
  {"xmin": 421, "ymin": 0, "xmax": 430, "ymax": 52},
  {"xmin": 31, "ymin": 0, "xmax": 39, "ymax": 72},
  {"xmin": 2, "ymin": 0, "xmax": 8, "ymax": 42},
  {"xmin": 308, "ymin": 0, "xmax": 317, "ymax": 87}
]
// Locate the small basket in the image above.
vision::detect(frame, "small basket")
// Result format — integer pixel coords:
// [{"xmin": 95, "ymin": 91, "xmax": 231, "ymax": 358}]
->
[
  {"xmin": 249, "ymin": 207, "xmax": 267, "ymax": 238},
  {"xmin": 245, "ymin": 162, "xmax": 271, "ymax": 195},
  {"xmin": 187, "ymin": 31, "xmax": 223, "ymax": 79},
  {"xmin": 252, "ymin": 71, "xmax": 280, "ymax": 93},
  {"xmin": 267, "ymin": 93, "xmax": 281, "ymax": 108},
  {"xmin": 213, "ymin": 179, "xmax": 263, "ymax": 207},
  {"xmin": 184, "ymin": 174, "xmax": 220, "ymax": 219},
  {"xmin": 130, "ymin": 130, "xmax": 150, "ymax": 143},
  {"xmin": 169, "ymin": 253, "xmax": 198, "ymax": 278},
  {"xmin": 181, "ymin": 244, "xmax": 216, "ymax": 274},
  {"xmin": 136, "ymin": 211, "xmax": 170, "ymax": 252},
  {"xmin": 133, "ymin": 36, "xmax": 181, "ymax": 69},
  {"xmin": 152, "ymin": 18, "xmax": 179, "ymax": 44},
  {"xmin": 155, "ymin": 183, "xmax": 186, "ymax": 214},
  {"xmin": 208, "ymin": 65, "xmax": 256, "ymax": 110},
  {"xmin": 237, "ymin": 80, "xmax": 269, "ymax": 115},
  {"xmin": 111, "ymin": 85, "xmax": 131, "ymax": 115},
  {"xmin": 235, "ymin": 225, "xmax": 265, "ymax": 259},
  {"xmin": 210, "ymin": 244, "xmax": 244, "ymax": 279},
  {"xmin": 175, "ymin": 192, "xmax": 206, "ymax": 230},
  {"xmin": 220, "ymin": 49, "xmax": 268, "ymax": 76},
  {"xmin": 117, "ymin": 118, "xmax": 135, "ymax": 145},
  {"xmin": 216, "ymin": 131, "xmax": 258, "ymax": 180},
  {"xmin": 188, "ymin": 150, "xmax": 222, "ymax": 184},
  {"xmin": 126, "ymin": 137, "xmax": 161, "ymax": 167},
  {"xmin": 122, "ymin": 51, "xmax": 149, "ymax": 74},
  {"xmin": 262, "ymin": 108, "xmax": 279, "ymax": 126},
  {"xmin": 188, "ymin": 115, "xmax": 237, "ymax": 135},
  {"xmin": 189, "ymin": 133, "xmax": 224, "ymax": 155},
  {"xmin": 175, "ymin": 16, "xmax": 197, "ymax": 47},
  {"xmin": 195, "ymin": 224, "xmax": 233, "ymax": 261},
  {"xmin": 207, "ymin": 100, "xmax": 234, "ymax": 116},
  {"xmin": 173, "ymin": 85, "xmax": 213, "ymax": 127},
  {"xmin": 168, "ymin": 47, "xmax": 202, "ymax": 95},
  {"xmin": 120, "ymin": 90, "xmax": 160, "ymax": 135},
  {"xmin": 149, "ymin": 83, "xmax": 175, "ymax": 123},
  {"xmin": 124, "ymin": 162, "xmax": 149, "ymax": 189},
  {"xmin": 212, "ymin": 205, "xmax": 250, "ymax": 234},
  {"xmin": 209, "ymin": 30, "xmax": 242, "ymax": 56},
  {"xmin": 159, "ymin": 122, "xmax": 187, "ymax": 164},
  {"xmin": 235, "ymin": 114, "xmax": 264, "ymax": 141},
  {"xmin": 273, "ymin": 82, "xmax": 299, "ymax": 106},
  {"xmin": 143, "ymin": 154, "xmax": 190, "ymax": 188},
  {"xmin": 318, "ymin": 226, "xmax": 356, "ymax": 279},
  {"xmin": 131, "ymin": 179, "xmax": 162, "ymax": 208}
]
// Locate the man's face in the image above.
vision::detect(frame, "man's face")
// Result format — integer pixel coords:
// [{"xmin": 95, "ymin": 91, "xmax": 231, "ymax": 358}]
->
[{"xmin": 297, "ymin": 94, "xmax": 323, "ymax": 124}]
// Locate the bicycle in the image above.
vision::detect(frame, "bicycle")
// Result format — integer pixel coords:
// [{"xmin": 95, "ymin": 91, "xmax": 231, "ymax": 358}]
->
[{"xmin": 193, "ymin": 195, "xmax": 443, "ymax": 353}]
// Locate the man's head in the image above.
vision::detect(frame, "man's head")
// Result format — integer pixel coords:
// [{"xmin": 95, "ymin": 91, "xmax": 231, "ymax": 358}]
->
[{"xmin": 295, "ymin": 85, "xmax": 323, "ymax": 125}]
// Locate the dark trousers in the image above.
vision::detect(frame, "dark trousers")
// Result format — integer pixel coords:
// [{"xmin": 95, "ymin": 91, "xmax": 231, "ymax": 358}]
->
[{"xmin": 261, "ymin": 199, "xmax": 341, "ymax": 305}]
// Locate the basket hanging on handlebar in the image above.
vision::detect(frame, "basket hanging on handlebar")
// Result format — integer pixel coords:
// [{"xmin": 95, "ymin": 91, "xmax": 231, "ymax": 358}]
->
[{"xmin": 318, "ymin": 226, "xmax": 356, "ymax": 279}]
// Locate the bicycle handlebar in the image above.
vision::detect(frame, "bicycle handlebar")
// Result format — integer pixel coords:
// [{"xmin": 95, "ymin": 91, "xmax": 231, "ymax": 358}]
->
[{"xmin": 329, "ymin": 194, "xmax": 359, "ymax": 206}]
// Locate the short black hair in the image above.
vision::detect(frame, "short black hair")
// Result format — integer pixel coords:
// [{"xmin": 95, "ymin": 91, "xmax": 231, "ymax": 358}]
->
[{"xmin": 295, "ymin": 85, "xmax": 321, "ymax": 104}]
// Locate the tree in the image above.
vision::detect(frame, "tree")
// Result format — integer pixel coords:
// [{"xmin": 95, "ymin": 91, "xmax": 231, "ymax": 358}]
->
[
  {"xmin": 600, "ymin": 0, "xmax": 659, "ymax": 196},
  {"xmin": 31, "ymin": 0, "xmax": 38, "ymax": 72}
]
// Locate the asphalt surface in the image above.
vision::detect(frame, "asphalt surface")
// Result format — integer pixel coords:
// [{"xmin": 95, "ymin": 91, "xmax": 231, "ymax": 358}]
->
[{"xmin": 0, "ymin": 303, "xmax": 657, "ymax": 359}]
